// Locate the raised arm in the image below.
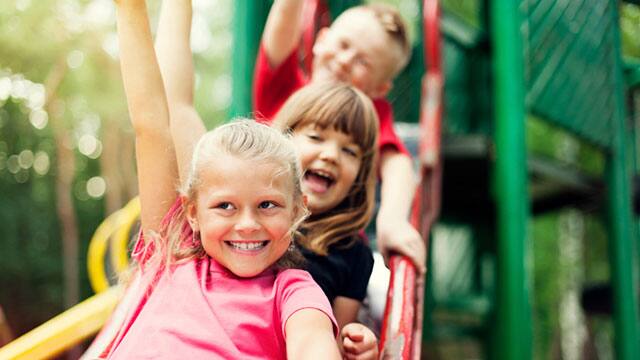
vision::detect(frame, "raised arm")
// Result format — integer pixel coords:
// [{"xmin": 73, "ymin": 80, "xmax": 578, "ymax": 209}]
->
[
  {"xmin": 115, "ymin": 0, "xmax": 178, "ymax": 232},
  {"xmin": 262, "ymin": 0, "xmax": 306, "ymax": 67},
  {"xmin": 156, "ymin": 0, "xmax": 206, "ymax": 184},
  {"xmin": 285, "ymin": 309, "xmax": 341, "ymax": 360}
]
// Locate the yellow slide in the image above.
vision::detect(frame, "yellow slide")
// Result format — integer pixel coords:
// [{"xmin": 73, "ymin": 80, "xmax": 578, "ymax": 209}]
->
[{"xmin": 0, "ymin": 198, "xmax": 140, "ymax": 360}]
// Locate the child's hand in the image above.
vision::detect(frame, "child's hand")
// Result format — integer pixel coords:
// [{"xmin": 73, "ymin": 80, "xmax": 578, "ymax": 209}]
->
[
  {"xmin": 340, "ymin": 323, "xmax": 378, "ymax": 360},
  {"xmin": 376, "ymin": 217, "xmax": 426, "ymax": 274}
]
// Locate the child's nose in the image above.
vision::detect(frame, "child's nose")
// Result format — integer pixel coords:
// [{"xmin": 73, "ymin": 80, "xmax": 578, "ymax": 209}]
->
[
  {"xmin": 319, "ymin": 143, "xmax": 339, "ymax": 162},
  {"xmin": 336, "ymin": 49, "xmax": 355, "ymax": 67},
  {"xmin": 235, "ymin": 210, "xmax": 260, "ymax": 234}
]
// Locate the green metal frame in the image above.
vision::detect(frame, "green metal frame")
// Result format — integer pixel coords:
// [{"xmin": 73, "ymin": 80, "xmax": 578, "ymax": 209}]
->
[
  {"xmin": 230, "ymin": 1, "xmax": 270, "ymax": 118},
  {"xmin": 606, "ymin": 2, "xmax": 640, "ymax": 359},
  {"xmin": 491, "ymin": 0, "xmax": 531, "ymax": 359}
]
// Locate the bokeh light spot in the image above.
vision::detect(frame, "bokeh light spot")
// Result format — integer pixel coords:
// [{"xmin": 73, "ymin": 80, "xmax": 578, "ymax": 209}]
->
[{"xmin": 87, "ymin": 176, "xmax": 106, "ymax": 198}]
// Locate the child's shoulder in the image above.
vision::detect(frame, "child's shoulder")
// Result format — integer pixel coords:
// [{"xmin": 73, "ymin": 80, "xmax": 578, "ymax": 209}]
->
[
  {"xmin": 273, "ymin": 268, "xmax": 320, "ymax": 292},
  {"xmin": 275, "ymin": 268, "xmax": 314, "ymax": 282}
]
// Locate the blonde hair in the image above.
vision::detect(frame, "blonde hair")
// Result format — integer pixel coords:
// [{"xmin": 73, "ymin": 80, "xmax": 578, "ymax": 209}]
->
[
  {"xmin": 139, "ymin": 119, "xmax": 307, "ymax": 274},
  {"xmin": 273, "ymin": 82, "xmax": 379, "ymax": 255},
  {"xmin": 337, "ymin": 4, "xmax": 411, "ymax": 78}
]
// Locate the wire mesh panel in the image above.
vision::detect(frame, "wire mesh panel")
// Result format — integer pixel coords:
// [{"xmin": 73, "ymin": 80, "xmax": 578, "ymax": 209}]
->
[{"xmin": 522, "ymin": 0, "xmax": 618, "ymax": 149}]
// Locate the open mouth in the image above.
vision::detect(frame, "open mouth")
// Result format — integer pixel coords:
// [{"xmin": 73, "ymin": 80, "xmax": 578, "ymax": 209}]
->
[
  {"xmin": 304, "ymin": 169, "xmax": 335, "ymax": 194},
  {"xmin": 225, "ymin": 241, "xmax": 269, "ymax": 252}
]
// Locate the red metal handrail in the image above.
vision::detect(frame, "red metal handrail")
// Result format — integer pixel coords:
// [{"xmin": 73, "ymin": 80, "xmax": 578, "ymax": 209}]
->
[{"xmin": 379, "ymin": 0, "xmax": 443, "ymax": 358}]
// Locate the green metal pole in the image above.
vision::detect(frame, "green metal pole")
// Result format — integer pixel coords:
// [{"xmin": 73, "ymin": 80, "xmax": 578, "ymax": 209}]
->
[
  {"xmin": 606, "ymin": 2, "xmax": 640, "ymax": 359},
  {"xmin": 490, "ymin": 0, "xmax": 531, "ymax": 359},
  {"xmin": 230, "ymin": 0, "xmax": 270, "ymax": 118}
]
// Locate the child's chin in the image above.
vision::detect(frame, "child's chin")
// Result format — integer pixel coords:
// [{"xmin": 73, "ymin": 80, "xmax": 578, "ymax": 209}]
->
[{"xmin": 228, "ymin": 264, "xmax": 269, "ymax": 278}]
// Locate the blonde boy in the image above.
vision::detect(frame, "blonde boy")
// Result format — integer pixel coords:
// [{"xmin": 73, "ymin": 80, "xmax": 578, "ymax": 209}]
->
[{"xmin": 254, "ymin": 0, "xmax": 426, "ymax": 271}]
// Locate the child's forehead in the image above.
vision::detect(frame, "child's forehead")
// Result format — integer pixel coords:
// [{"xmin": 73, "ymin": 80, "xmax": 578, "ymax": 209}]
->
[
  {"xmin": 199, "ymin": 155, "xmax": 294, "ymax": 190},
  {"xmin": 331, "ymin": 9, "xmax": 379, "ymax": 34}
]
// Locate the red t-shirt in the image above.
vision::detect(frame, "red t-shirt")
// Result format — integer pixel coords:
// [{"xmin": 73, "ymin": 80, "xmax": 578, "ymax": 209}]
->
[{"xmin": 253, "ymin": 45, "xmax": 409, "ymax": 156}]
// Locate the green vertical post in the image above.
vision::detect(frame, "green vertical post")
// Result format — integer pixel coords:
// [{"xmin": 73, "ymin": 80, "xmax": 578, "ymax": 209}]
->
[
  {"xmin": 230, "ymin": 0, "xmax": 270, "ymax": 118},
  {"xmin": 606, "ymin": 2, "xmax": 640, "ymax": 359},
  {"xmin": 490, "ymin": 0, "xmax": 531, "ymax": 359},
  {"xmin": 327, "ymin": 0, "xmax": 362, "ymax": 18}
]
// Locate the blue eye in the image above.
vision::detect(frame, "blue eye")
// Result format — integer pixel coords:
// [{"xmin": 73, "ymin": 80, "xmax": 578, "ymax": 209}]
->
[
  {"xmin": 216, "ymin": 202, "xmax": 235, "ymax": 210},
  {"xmin": 259, "ymin": 201, "xmax": 277, "ymax": 209}
]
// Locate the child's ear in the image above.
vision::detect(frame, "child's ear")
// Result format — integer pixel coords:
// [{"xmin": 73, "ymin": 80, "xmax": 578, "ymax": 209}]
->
[
  {"xmin": 184, "ymin": 198, "xmax": 199, "ymax": 232},
  {"xmin": 312, "ymin": 27, "xmax": 330, "ymax": 55}
]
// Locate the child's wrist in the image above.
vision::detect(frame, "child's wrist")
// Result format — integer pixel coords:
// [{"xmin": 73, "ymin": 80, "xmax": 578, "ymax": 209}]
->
[{"xmin": 376, "ymin": 207, "xmax": 408, "ymax": 223}]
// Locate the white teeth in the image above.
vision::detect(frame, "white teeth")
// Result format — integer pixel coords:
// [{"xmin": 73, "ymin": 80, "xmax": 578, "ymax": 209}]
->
[
  {"xmin": 310, "ymin": 169, "xmax": 335, "ymax": 181},
  {"xmin": 228, "ymin": 241, "xmax": 266, "ymax": 251}
]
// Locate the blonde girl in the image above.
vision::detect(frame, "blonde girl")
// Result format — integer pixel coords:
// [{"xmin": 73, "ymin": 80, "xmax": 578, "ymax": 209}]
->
[{"xmin": 100, "ymin": 1, "xmax": 341, "ymax": 358}]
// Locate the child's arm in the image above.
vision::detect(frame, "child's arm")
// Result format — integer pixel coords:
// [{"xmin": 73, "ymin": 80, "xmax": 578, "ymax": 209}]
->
[
  {"xmin": 285, "ymin": 309, "xmax": 341, "ymax": 360},
  {"xmin": 115, "ymin": 0, "xmax": 179, "ymax": 233},
  {"xmin": 377, "ymin": 150, "xmax": 427, "ymax": 273},
  {"xmin": 333, "ymin": 296, "xmax": 360, "ymax": 329},
  {"xmin": 333, "ymin": 299, "xmax": 378, "ymax": 359},
  {"xmin": 155, "ymin": 0, "xmax": 205, "ymax": 184},
  {"xmin": 341, "ymin": 323, "xmax": 379, "ymax": 360},
  {"xmin": 262, "ymin": 0, "xmax": 306, "ymax": 67}
]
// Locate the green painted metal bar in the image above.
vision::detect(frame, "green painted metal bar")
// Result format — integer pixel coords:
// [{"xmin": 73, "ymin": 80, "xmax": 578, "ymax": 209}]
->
[
  {"xmin": 490, "ymin": 0, "xmax": 531, "ymax": 359},
  {"xmin": 327, "ymin": 0, "xmax": 361, "ymax": 18},
  {"xmin": 606, "ymin": 2, "xmax": 640, "ymax": 359},
  {"xmin": 230, "ymin": 0, "xmax": 270, "ymax": 118}
]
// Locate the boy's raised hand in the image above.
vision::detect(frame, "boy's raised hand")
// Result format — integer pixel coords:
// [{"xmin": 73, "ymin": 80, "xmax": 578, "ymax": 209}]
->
[
  {"xmin": 341, "ymin": 323, "xmax": 378, "ymax": 360},
  {"xmin": 262, "ymin": 0, "xmax": 306, "ymax": 68}
]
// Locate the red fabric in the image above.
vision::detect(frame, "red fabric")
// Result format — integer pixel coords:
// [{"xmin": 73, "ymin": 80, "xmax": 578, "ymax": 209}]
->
[{"xmin": 253, "ymin": 44, "xmax": 409, "ymax": 156}]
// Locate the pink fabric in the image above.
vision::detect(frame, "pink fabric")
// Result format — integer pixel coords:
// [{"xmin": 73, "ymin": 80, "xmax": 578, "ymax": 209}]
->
[
  {"xmin": 253, "ymin": 44, "xmax": 410, "ymax": 156},
  {"xmin": 102, "ymin": 199, "xmax": 337, "ymax": 360}
]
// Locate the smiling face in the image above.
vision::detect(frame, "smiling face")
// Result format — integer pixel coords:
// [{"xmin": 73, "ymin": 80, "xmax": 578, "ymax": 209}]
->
[
  {"xmin": 187, "ymin": 154, "xmax": 297, "ymax": 277},
  {"xmin": 311, "ymin": 9, "xmax": 401, "ymax": 98},
  {"xmin": 291, "ymin": 124, "xmax": 362, "ymax": 214}
]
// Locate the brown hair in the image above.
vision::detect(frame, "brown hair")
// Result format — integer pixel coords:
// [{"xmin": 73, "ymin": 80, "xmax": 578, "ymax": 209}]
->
[
  {"xmin": 272, "ymin": 81, "xmax": 379, "ymax": 255},
  {"xmin": 338, "ymin": 4, "xmax": 411, "ymax": 78}
]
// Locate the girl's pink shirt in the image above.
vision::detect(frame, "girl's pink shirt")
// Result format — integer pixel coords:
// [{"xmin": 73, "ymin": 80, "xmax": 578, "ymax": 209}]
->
[{"xmin": 103, "ymin": 200, "xmax": 337, "ymax": 359}]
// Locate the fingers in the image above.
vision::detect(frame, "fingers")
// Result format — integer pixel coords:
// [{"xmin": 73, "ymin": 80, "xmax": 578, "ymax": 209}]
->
[
  {"xmin": 406, "ymin": 239, "xmax": 426, "ymax": 274},
  {"xmin": 341, "ymin": 323, "xmax": 365, "ymax": 341},
  {"xmin": 377, "ymin": 222, "xmax": 427, "ymax": 274},
  {"xmin": 383, "ymin": 239, "xmax": 426, "ymax": 274},
  {"xmin": 341, "ymin": 323, "xmax": 378, "ymax": 360}
]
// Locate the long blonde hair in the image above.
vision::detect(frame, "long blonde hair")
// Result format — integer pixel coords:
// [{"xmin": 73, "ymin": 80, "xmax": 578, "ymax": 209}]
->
[
  {"xmin": 138, "ymin": 120, "xmax": 308, "ymax": 273},
  {"xmin": 272, "ymin": 82, "xmax": 379, "ymax": 255}
]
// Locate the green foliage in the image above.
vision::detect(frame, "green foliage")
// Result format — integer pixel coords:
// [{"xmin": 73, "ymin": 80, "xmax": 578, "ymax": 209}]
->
[
  {"xmin": 621, "ymin": 3, "xmax": 640, "ymax": 59},
  {"xmin": 527, "ymin": 116, "xmax": 605, "ymax": 177},
  {"xmin": 0, "ymin": 90, "xmax": 64, "ymax": 334}
]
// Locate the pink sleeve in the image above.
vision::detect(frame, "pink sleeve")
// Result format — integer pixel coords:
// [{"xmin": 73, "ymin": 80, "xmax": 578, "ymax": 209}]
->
[
  {"xmin": 253, "ymin": 44, "xmax": 307, "ymax": 123},
  {"xmin": 374, "ymin": 99, "xmax": 410, "ymax": 157},
  {"xmin": 276, "ymin": 269, "xmax": 338, "ymax": 338}
]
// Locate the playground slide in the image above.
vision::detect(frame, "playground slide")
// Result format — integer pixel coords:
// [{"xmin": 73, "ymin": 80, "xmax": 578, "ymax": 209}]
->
[{"xmin": 0, "ymin": 286, "xmax": 121, "ymax": 360}]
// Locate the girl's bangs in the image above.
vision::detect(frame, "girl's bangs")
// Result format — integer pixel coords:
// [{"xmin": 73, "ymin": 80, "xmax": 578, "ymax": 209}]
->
[{"xmin": 295, "ymin": 92, "xmax": 377, "ymax": 152}]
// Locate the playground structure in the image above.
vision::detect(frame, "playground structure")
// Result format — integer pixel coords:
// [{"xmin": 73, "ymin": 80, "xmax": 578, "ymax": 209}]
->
[{"xmin": 1, "ymin": 0, "xmax": 640, "ymax": 359}]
